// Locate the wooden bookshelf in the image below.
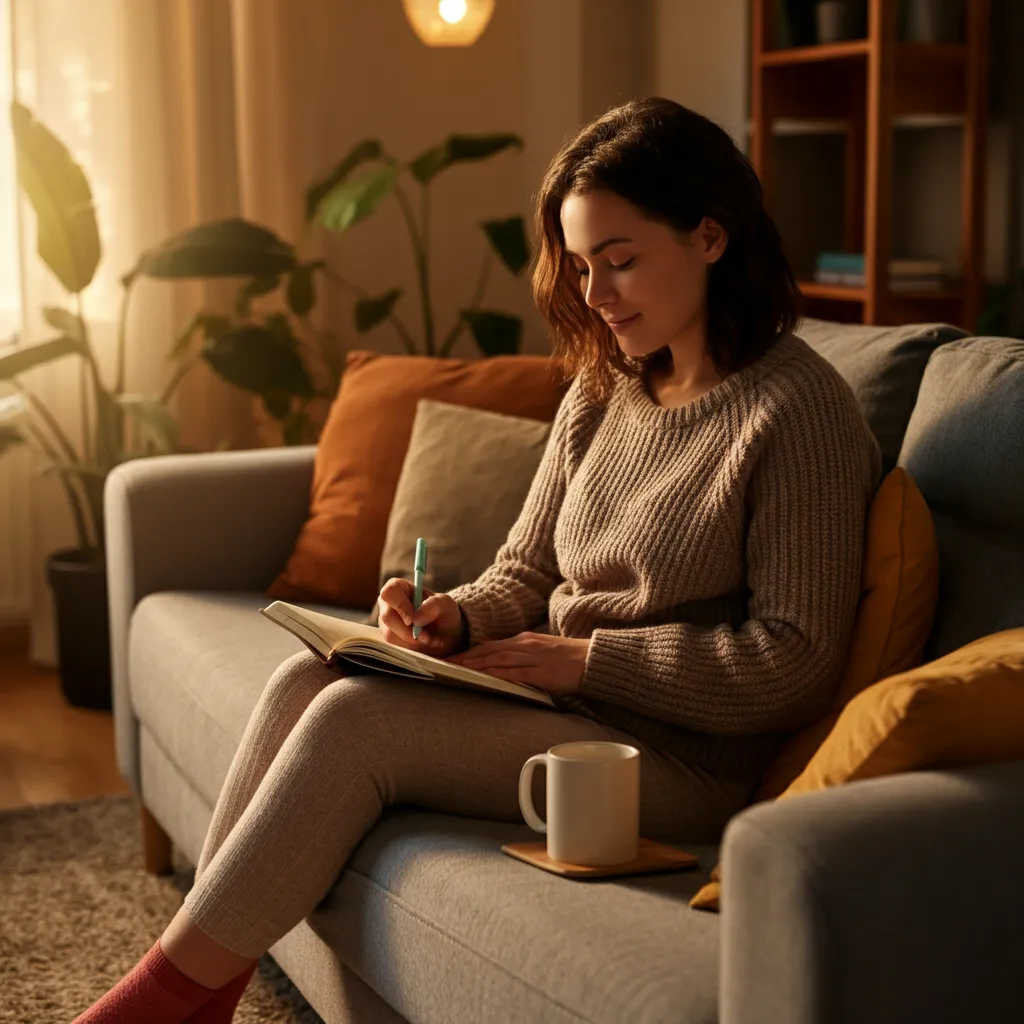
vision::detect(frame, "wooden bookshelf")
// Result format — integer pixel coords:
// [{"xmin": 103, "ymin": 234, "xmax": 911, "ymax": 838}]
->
[{"xmin": 750, "ymin": 0, "xmax": 990, "ymax": 328}]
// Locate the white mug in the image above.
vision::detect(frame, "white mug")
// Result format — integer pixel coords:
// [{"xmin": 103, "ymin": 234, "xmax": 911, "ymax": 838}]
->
[{"xmin": 518, "ymin": 741, "xmax": 640, "ymax": 866}]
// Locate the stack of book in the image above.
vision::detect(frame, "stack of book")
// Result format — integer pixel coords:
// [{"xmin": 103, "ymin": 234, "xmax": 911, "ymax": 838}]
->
[{"xmin": 814, "ymin": 252, "xmax": 945, "ymax": 292}]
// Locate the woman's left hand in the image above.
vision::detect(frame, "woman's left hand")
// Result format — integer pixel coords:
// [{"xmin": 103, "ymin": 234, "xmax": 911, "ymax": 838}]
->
[{"xmin": 445, "ymin": 632, "xmax": 591, "ymax": 696}]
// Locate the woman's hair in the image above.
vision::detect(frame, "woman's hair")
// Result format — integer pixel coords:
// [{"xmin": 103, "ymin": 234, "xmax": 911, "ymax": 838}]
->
[{"xmin": 532, "ymin": 97, "xmax": 799, "ymax": 403}]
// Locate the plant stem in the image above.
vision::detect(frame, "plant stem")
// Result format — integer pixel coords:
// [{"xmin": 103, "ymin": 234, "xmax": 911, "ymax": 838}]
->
[
  {"xmin": 320, "ymin": 266, "xmax": 418, "ymax": 354},
  {"xmin": 75, "ymin": 293, "xmax": 119, "ymax": 471},
  {"xmin": 439, "ymin": 248, "xmax": 493, "ymax": 357},
  {"xmin": 115, "ymin": 273, "xmax": 136, "ymax": 394},
  {"xmin": 9, "ymin": 377, "xmax": 83, "ymax": 469},
  {"xmin": 159, "ymin": 353, "xmax": 202, "ymax": 407},
  {"xmin": 22, "ymin": 416, "xmax": 93, "ymax": 550},
  {"xmin": 393, "ymin": 182, "xmax": 434, "ymax": 355}
]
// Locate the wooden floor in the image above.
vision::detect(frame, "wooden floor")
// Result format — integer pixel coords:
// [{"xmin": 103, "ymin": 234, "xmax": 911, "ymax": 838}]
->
[{"xmin": 0, "ymin": 638, "xmax": 130, "ymax": 811}]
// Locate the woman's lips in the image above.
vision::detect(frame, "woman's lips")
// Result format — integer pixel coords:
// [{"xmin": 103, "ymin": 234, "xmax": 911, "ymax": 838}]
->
[{"xmin": 607, "ymin": 313, "xmax": 640, "ymax": 333}]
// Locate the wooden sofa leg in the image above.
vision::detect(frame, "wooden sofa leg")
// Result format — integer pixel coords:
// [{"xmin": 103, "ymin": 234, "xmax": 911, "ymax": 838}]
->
[{"xmin": 140, "ymin": 803, "xmax": 173, "ymax": 876}]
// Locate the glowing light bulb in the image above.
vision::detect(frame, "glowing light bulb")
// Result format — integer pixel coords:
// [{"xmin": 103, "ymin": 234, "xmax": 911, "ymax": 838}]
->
[{"xmin": 438, "ymin": 0, "xmax": 468, "ymax": 24}]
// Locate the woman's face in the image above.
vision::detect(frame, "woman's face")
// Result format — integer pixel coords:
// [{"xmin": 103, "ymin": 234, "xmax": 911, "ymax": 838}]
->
[{"xmin": 560, "ymin": 189, "xmax": 727, "ymax": 361}]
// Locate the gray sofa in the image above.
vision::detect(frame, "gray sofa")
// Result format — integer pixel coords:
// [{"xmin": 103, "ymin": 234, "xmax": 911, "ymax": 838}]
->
[{"xmin": 104, "ymin": 319, "xmax": 1024, "ymax": 1024}]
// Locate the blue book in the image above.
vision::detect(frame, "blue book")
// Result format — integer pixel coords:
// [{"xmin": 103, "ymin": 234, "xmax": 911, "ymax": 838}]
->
[{"xmin": 816, "ymin": 251, "xmax": 865, "ymax": 273}]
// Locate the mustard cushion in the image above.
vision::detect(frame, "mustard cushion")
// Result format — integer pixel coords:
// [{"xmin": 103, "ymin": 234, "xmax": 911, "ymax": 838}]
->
[
  {"xmin": 691, "ymin": 628, "xmax": 1024, "ymax": 912},
  {"xmin": 691, "ymin": 467, "xmax": 939, "ymax": 913},
  {"xmin": 753, "ymin": 467, "xmax": 939, "ymax": 802}
]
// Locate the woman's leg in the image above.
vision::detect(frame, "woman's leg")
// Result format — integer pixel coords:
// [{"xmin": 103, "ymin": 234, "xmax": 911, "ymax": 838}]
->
[
  {"xmin": 194, "ymin": 650, "xmax": 343, "ymax": 880},
  {"xmin": 179, "ymin": 669, "xmax": 747, "ymax": 965}
]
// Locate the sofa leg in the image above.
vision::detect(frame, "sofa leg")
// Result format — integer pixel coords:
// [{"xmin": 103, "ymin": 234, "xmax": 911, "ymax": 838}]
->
[{"xmin": 140, "ymin": 803, "xmax": 173, "ymax": 876}]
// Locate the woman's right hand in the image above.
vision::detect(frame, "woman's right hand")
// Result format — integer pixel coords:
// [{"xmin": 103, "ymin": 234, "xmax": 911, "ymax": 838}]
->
[{"xmin": 377, "ymin": 577, "xmax": 466, "ymax": 658}]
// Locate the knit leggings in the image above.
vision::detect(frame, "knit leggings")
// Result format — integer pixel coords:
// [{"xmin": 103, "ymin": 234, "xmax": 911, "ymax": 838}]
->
[{"xmin": 182, "ymin": 649, "xmax": 749, "ymax": 959}]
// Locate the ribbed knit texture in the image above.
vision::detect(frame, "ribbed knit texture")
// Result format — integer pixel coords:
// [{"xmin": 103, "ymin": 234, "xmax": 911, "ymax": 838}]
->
[{"xmin": 446, "ymin": 332, "xmax": 883, "ymax": 782}]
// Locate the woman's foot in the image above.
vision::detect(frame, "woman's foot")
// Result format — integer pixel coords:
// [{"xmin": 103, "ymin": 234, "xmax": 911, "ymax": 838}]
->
[{"xmin": 72, "ymin": 938, "xmax": 218, "ymax": 1023}]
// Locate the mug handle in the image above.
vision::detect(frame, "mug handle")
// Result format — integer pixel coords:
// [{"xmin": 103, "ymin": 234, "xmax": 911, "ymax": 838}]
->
[{"xmin": 518, "ymin": 753, "xmax": 548, "ymax": 833}]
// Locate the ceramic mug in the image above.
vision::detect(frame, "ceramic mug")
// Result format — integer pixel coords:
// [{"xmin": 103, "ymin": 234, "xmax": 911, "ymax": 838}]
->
[{"xmin": 518, "ymin": 741, "xmax": 640, "ymax": 866}]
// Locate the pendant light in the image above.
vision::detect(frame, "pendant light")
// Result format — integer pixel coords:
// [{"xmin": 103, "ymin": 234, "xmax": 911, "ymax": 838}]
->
[{"xmin": 402, "ymin": 0, "xmax": 496, "ymax": 47}]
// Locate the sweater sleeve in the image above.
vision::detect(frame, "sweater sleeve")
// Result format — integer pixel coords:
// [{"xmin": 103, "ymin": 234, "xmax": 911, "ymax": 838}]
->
[
  {"xmin": 443, "ymin": 379, "xmax": 579, "ymax": 647},
  {"xmin": 579, "ymin": 374, "xmax": 883, "ymax": 737}
]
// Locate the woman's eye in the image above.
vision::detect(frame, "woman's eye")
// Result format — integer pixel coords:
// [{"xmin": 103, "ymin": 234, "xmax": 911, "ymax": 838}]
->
[{"xmin": 611, "ymin": 258, "xmax": 635, "ymax": 271}]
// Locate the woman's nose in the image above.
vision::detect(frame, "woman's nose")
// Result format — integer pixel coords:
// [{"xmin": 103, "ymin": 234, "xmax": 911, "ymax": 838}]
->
[{"xmin": 584, "ymin": 272, "xmax": 616, "ymax": 310}]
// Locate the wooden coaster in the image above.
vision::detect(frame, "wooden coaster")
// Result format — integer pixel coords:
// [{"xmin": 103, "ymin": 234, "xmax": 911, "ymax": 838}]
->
[{"xmin": 501, "ymin": 838, "xmax": 699, "ymax": 879}]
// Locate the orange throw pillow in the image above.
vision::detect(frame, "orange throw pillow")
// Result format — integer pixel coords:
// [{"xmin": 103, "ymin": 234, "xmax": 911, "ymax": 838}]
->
[
  {"xmin": 266, "ymin": 350, "xmax": 570, "ymax": 610},
  {"xmin": 690, "ymin": 467, "xmax": 939, "ymax": 913}
]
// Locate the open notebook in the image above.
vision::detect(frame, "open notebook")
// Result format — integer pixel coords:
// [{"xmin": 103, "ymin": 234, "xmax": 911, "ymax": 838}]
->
[{"xmin": 260, "ymin": 600, "xmax": 557, "ymax": 710}]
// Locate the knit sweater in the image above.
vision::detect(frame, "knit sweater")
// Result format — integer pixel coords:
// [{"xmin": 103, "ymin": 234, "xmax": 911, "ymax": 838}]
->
[{"xmin": 445, "ymin": 332, "xmax": 883, "ymax": 783}]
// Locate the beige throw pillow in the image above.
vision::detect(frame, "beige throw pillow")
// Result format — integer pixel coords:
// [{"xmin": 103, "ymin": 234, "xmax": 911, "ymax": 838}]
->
[{"xmin": 365, "ymin": 398, "xmax": 552, "ymax": 626}]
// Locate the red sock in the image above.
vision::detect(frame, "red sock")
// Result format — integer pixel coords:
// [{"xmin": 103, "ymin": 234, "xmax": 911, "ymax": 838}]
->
[
  {"xmin": 183, "ymin": 960, "xmax": 258, "ymax": 1023},
  {"xmin": 72, "ymin": 938, "xmax": 217, "ymax": 1023}
]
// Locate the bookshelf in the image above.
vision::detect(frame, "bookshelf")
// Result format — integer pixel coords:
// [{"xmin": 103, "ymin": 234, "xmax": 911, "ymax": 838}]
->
[{"xmin": 750, "ymin": 0, "xmax": 990, "ymax": 329}]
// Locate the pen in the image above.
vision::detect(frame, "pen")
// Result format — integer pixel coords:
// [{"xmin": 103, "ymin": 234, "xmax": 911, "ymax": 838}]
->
[{"xmin": 412, "ymin": 537, "xmax": 427, "ymax": 639}]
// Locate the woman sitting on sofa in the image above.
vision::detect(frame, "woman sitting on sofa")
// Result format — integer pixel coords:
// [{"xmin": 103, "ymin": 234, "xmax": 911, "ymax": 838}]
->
[{"xmin": 74, "ymin": 97, "xmax": 881, "ymax": 1022}]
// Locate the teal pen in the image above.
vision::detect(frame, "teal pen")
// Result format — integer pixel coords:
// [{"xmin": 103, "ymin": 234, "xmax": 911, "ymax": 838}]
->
[{"xmin": 412, "ymin": 537, "xmax": 428, "ymax": 639}]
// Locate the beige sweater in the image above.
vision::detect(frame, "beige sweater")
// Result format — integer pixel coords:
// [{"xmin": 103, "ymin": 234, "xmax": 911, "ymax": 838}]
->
[{"xmin": 445, "ymin": 332, "xmax": 883, "ymax": 782}]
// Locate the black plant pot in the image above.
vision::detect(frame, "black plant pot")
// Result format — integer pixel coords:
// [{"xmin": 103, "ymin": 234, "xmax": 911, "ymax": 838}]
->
[{"xmin": 45, "ymin": 547, "xmax": 112, "ymax": 710}]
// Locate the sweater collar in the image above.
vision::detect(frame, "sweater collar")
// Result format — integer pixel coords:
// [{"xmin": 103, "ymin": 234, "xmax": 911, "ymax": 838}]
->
[{"xmin": 617, "ymin": 333, "xmax": 802, "ymax": 428}]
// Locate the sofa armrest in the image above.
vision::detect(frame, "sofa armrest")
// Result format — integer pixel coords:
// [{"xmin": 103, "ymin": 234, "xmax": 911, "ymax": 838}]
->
[
  {"xmin": 104, "ymin": 445, "xmax": 316, "ymax": 791},
  {"xmin": 720, "ymin": 759, "xmax": 1024, "ymax": 1024}
]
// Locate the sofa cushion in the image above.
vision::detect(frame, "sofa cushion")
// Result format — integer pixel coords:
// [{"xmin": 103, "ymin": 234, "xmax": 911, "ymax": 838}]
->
[
  {"xmin": 796, "ymin": 317, "xmax": 966, "ymax": 476},
  {"xmin": 127, "ymin": 591, "xmax": 372, "ymax": 806},
  {"xmin": 312, "ymin": 808, "xmax": 722, "ymax": 1024},
  {"xmin": 897, "ymin": 337, "xmax": 1024, "ymax": 660},
  {"xmin": 265, "ymin": 350, "xmax": 569, "ymax": 612}
]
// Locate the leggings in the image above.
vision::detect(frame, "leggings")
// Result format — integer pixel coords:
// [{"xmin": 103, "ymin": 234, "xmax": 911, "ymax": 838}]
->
[{"xmin": 182, "ymin": 649, "xmax": 750, "ymax": 959}]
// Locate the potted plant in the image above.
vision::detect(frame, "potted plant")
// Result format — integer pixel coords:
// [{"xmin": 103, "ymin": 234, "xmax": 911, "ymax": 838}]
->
[{"xmin": 0, "ymin": 103, "xmax": 323, "ymax": 707}]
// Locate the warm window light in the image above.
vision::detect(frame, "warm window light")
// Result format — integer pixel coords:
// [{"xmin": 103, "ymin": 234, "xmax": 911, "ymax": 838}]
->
[{"xmin": 402, "ymin": 0, "xmax": 495, "ymax": 46}]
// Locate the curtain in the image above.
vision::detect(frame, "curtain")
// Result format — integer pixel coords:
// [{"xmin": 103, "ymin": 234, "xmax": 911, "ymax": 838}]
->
[{"xmin": 2, "ymin": 0, "xmax": 332, "ymax": 666}]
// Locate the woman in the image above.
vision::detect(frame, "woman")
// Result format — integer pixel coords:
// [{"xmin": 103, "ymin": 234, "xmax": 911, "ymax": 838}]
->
[{"xmin": 74, "ymin": 97, "xmax": 881, "ymax": 1022}]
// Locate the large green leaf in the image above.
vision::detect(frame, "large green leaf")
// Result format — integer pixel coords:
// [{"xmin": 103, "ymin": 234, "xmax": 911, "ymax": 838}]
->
[
  {"xmin": 460, "ymin": 310, "xmax": 521, "ymax": 357},
  {"xmin": 136, "ymin": 218, "xmax": 296, "ymax": 279},
  {"xmin": 10, "ymin": 102, "xmax": 101, "ymax": 293},
  {"xmin": 482, "ymin": 217, "xmax": 530, "ymax": 275},
  {"xmin": 116, "ymin": 393, "xmax": 179, "ymax": 453},
  {"xmin": 319, "ymin": 162, "xmax": 399, "ymax": 233},
  {"xmin": 0, "ymin": 335, "xmax": 85, "ymax": 380},
  {"xmin": 410, "ymin": 134, "xmax": 523, "ymax": 184},
  {"xmin": 201, "ymin": 326, "xmax": 313, "ymax": 398},
  {"xmin": 355, "ymin": 289, "xmax": 402, "ymax": 332},
  {"xmin": 305, "ymin": 140, "xmax": 384, "ymax": 222}
]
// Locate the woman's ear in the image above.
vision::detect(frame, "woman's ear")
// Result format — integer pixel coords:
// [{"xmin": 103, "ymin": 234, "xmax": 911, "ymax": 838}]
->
[{"xmin": 699, "ymin": 217, "xmax": 728, "ymax": 264}]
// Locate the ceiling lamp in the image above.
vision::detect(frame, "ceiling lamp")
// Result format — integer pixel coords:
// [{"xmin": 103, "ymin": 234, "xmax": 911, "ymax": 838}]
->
[{"xmin": 402, "ymin": 0, "xmax": 496, "ymax": 47}]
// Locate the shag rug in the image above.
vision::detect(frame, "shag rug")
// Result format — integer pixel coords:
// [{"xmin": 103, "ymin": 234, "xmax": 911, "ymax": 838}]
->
[{"xmin": 0, "ymin": 792, "xmax": 324, "ymax": 1023}]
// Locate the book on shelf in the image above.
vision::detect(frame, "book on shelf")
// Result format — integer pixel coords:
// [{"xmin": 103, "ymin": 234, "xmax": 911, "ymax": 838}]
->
[
  {"xmin": 260, "ymin": 600, "xmax": 557, "ymax": 710},
  {"xmin": 813, "ymin": 270, "xmax": 945, "ymax": 291},
  {"xmin": 815, "ymin": 252, "xmax": 945, "ymax": 278}
]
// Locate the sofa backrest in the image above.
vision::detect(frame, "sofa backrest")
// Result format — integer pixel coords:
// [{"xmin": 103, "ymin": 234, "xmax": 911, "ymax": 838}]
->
[
  {"xmin": 796, "ymin": 318, "xmax": 968, "ymax": 476},
  {"xmin": 897, "ymin": 336, "xmax": 1024, "ymax": 661}
]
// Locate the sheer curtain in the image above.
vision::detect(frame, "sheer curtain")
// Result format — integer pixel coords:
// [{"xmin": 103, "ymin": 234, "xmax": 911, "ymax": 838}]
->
[{"xmin": 0, "ymin": 0, "xmax": 270, "ymax": 666}]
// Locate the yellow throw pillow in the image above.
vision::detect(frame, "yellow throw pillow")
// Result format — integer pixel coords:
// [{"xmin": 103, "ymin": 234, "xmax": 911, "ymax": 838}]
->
[
  {"xmin": 690, "ymin": 629, "xmax": 1024, "ymax": 912},
  {"xmin": 783, "ymin": 628, "xmax": 1024, "ymax": 792},
  {"xmin": 691, "ymin": 467, "xmax": 939, "ymax": 913},
  {"xmin": 753, "ymin": 467, "xmax": 939, "ymax": 802}
]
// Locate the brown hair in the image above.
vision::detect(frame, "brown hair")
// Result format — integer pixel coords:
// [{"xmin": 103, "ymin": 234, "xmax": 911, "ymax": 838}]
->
[{"xmin": 532, "ymin": 97, "xmax": 799, "ymax": 404}]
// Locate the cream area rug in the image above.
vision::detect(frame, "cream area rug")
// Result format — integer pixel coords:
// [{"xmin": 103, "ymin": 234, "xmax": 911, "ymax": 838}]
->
[{"xmin": 0, "ymin": 792, "xmax": 324, "ymax": 1023}]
